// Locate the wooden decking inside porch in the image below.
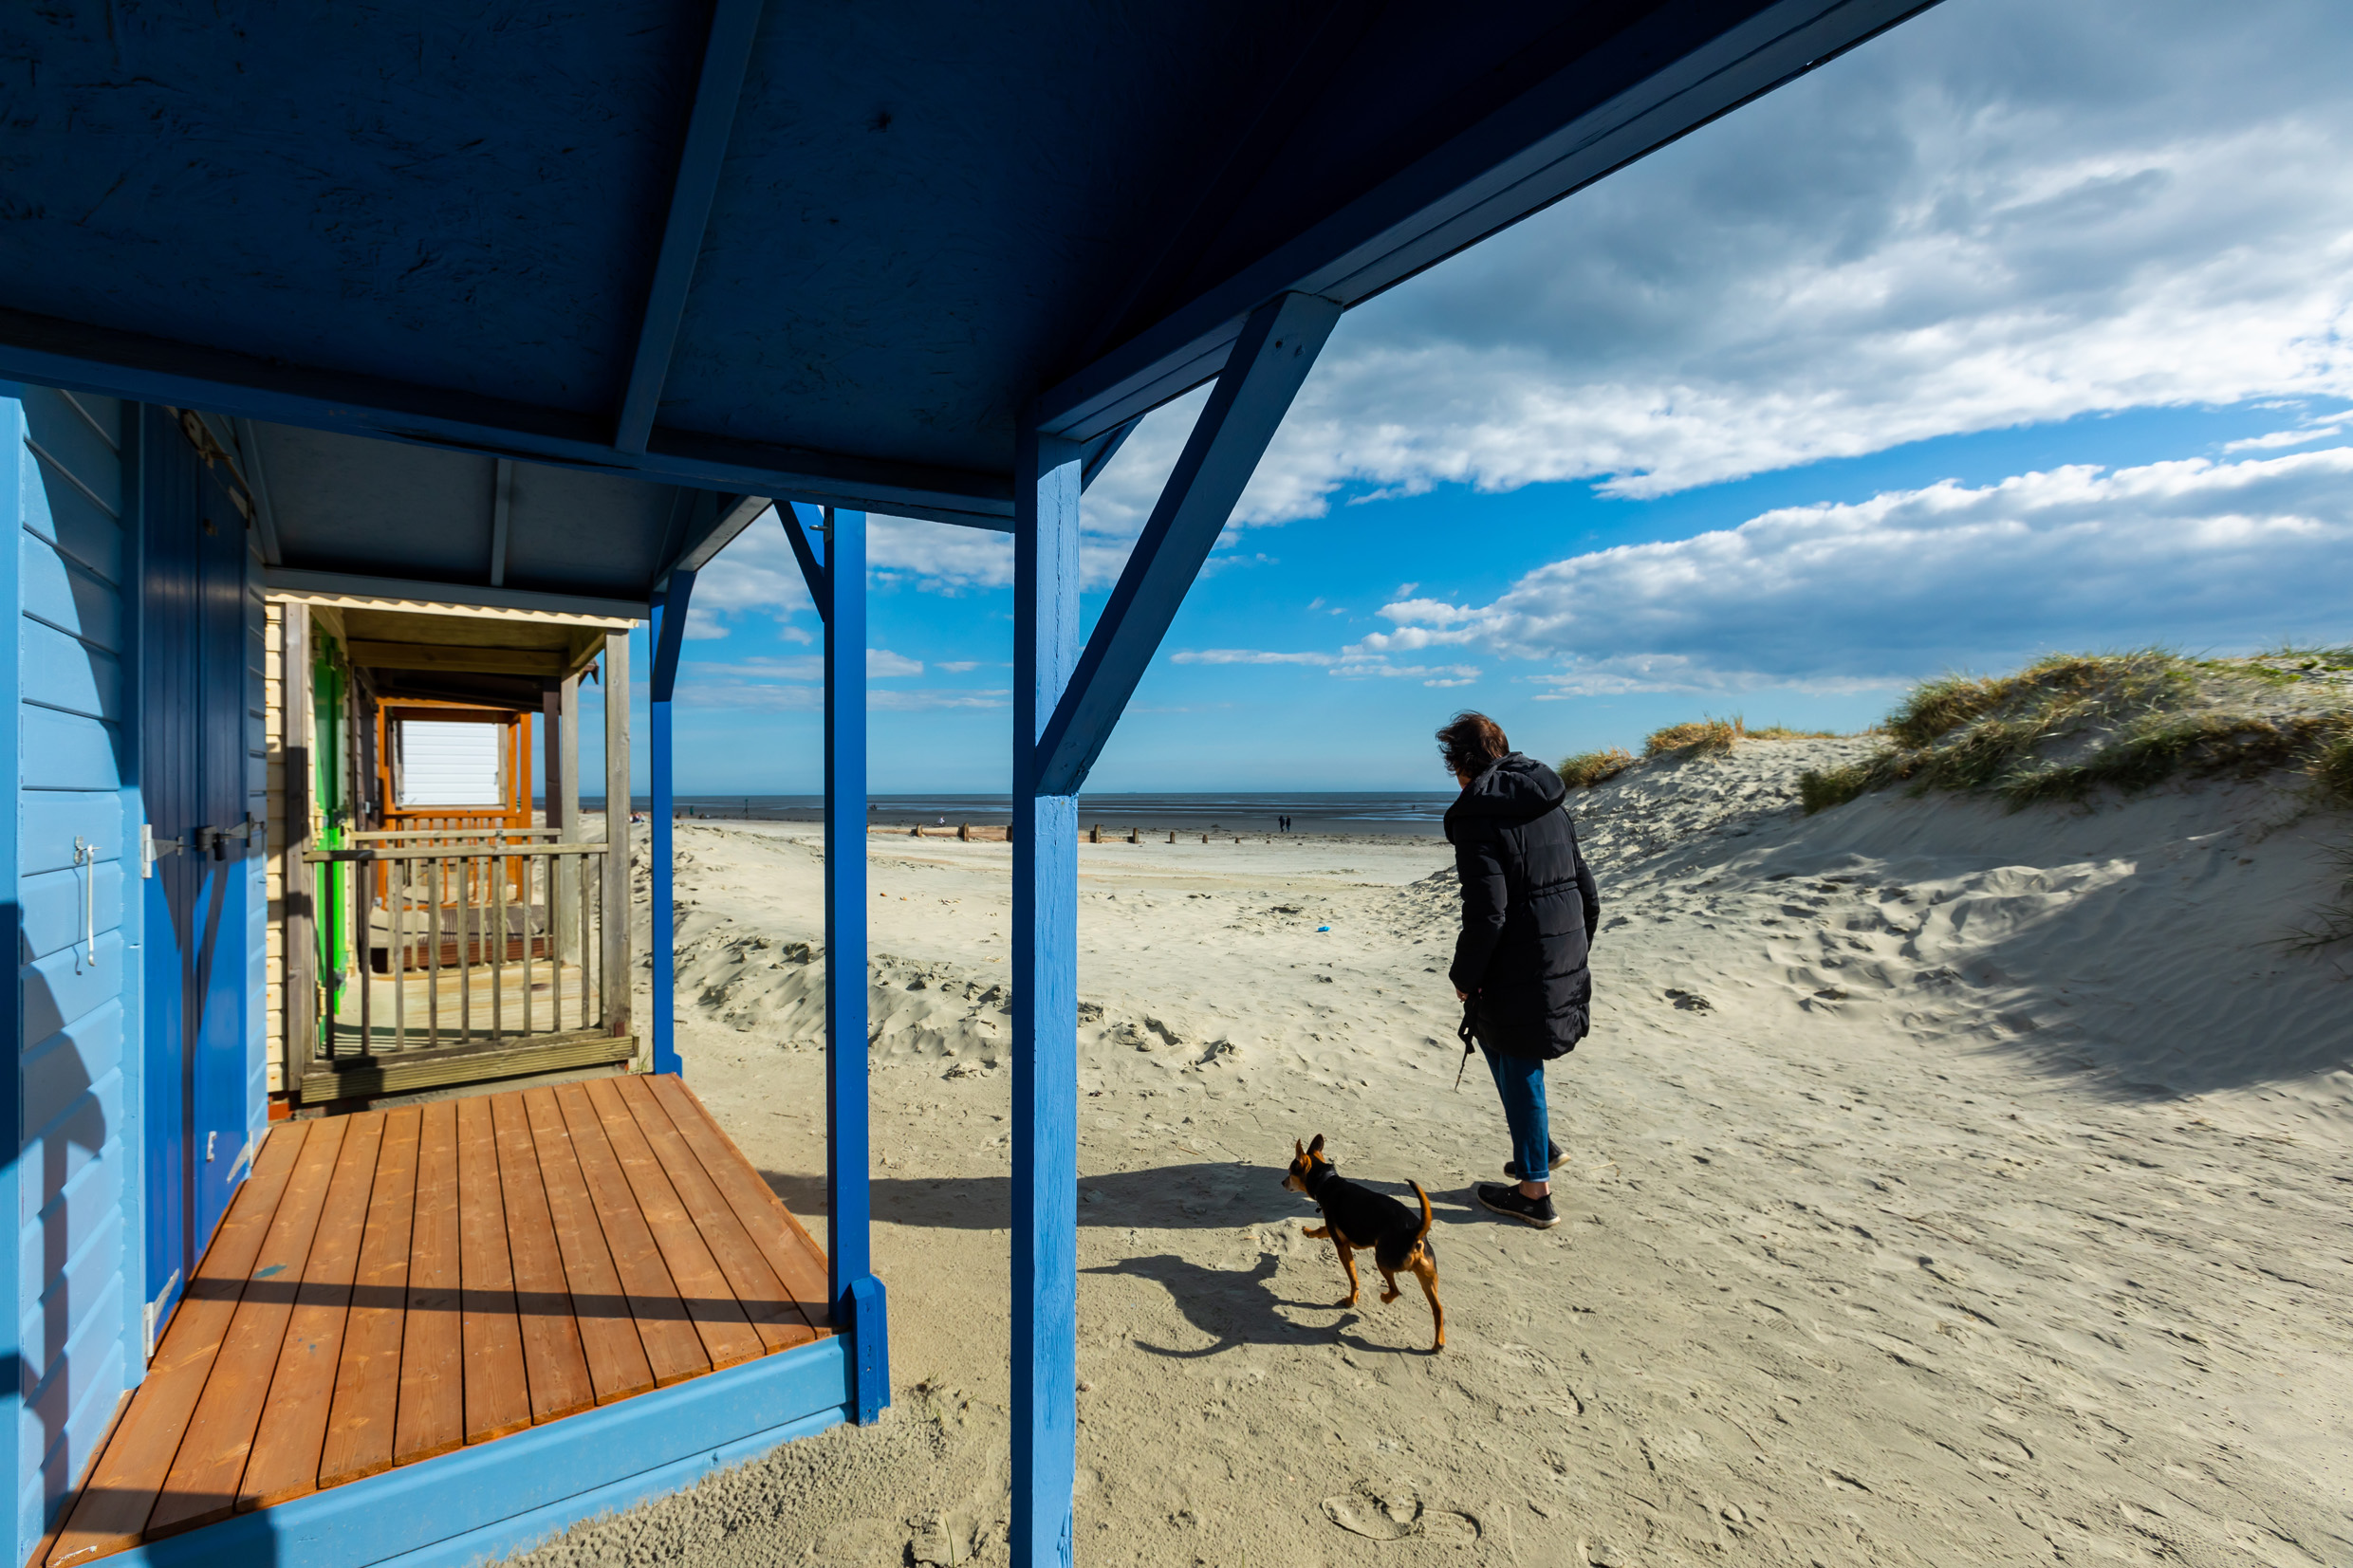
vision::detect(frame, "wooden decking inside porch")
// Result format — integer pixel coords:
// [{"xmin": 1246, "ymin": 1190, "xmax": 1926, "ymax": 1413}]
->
[{"xmin": 39, "ymin": 1076, "xmax": 829, "ymax": 1567}]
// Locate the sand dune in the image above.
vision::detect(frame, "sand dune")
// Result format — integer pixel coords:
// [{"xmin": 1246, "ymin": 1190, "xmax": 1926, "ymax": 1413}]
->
[{"xmin": 518, "ymin": 743, "xmax": 2351, "ymax": 1567}]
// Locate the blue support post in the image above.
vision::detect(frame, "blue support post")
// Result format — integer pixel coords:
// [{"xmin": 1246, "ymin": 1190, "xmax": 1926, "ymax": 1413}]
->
[
  {"xmin": 648, "ymin": 568, "xmax": 696, "ymax": 1077},
  {"xmin": 1012, "ymin": 431, "xmax": 1084, "ymax": 1567},
  {"xmin": 821, "ymin": 507, "xmax": 887, "ymax": 1423}
]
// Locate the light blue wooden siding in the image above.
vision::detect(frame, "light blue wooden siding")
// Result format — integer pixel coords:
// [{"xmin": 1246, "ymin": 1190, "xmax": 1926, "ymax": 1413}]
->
[{"xmin": 5, "ymin": 384, "xmax": 138, "ymax": 1563}]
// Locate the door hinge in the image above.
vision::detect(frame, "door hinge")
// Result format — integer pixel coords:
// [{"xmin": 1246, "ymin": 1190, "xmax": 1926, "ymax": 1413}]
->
[
  {"xmin": 206, "ymin": 1130, "xmax": 217, "ymax": 1162},
  {"xmin": 141, "ymin": 822, "xmax": 187, "ymax": 877}
]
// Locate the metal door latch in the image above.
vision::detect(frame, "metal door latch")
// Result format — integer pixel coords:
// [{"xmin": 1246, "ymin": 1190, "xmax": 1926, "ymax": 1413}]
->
[
  {"xmin": 140, "ymin": 823, "xmax": 187, "ymax": 878},
  {"xmin": 196, "ymin": 815, "xmax": 258, "ymax": 860}
]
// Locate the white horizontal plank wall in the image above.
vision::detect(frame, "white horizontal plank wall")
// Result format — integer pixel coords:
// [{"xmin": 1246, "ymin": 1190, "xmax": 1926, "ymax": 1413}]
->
[{"xmin": 395, "ymin": 720, "xmax": 503, "ymax": 808}]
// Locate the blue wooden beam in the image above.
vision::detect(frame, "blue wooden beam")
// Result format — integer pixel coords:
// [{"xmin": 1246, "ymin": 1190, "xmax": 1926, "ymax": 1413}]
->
[
  {"xmin": 821, "ymin": 507, "xmax": 887, "ymax": 1423},
  {"xmin": 1011, "ymin": 430, "xmax": 1084, "ymax": 1568},
  {"xmin": 650, "ymin": 568, "xmax": 696, "ymax": 705},
  {"xmin": 659, "ymin": 492, "xmax": 773, "ymax": 587},
  {"xmin": 783, "ymin": 502, "xmax": 831, "ymax": 625},
  {"xmin": 0, "ymin": 307, "xmax": 1019, "ymax": 527},
  {"xmin": 613, "ymin": 0, "xmax": 765, "ymax": 454},
  {"xmin": 1034, "ymin": 292, "xmax": 1339, "ymax": 795},
  {"xmin": 648, "ymin": 568, "xmax": 695, "ymax": 1078}
]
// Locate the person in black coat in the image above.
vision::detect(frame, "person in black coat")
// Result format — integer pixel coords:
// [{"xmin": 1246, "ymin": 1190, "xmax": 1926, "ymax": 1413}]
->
[{"xmin": 1438, "ymin": 711, "xmax": 1599, "ymax": 1228}]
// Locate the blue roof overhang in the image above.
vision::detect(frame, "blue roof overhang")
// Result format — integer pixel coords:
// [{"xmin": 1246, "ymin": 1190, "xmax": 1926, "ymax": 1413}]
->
[{"xmin": 0, "ymin": 0, "xmax": 1936, "ymax": 600}]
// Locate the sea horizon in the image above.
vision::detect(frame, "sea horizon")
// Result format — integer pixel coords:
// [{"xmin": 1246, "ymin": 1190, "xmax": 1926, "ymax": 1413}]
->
[{"xmin": 581, "ymin": 789, "xmax": 1458, "ymax": 836}]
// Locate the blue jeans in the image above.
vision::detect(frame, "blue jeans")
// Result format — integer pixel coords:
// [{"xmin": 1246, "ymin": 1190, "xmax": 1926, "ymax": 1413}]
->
[{"xmin": 1482, "ymin": 1046, "xmax": 1550, "ymax": 1184}]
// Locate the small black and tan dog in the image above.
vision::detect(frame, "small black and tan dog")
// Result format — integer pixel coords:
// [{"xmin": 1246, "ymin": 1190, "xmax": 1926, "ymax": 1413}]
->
[{"xmin": 1281, "ymin": 1134, "xmax": 1444, "ymax": 1351}]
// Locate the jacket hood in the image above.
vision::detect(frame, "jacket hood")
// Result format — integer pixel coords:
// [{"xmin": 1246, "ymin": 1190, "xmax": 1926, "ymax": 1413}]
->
[{"xmin": 1447, "ymin": 752, "xmax": 1566, "ymax": 825}]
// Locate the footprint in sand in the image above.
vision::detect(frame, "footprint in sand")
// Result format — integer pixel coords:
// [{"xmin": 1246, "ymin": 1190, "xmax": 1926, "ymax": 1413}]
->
[{"xmin": 1321, "ymin": 1483, "xmax": 1480, "ymax": 1543}]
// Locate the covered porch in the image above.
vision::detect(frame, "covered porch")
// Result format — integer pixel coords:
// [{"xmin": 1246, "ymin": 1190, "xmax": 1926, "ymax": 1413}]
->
[{"xmin": 39, "ymin": 1076, "xmax": 837, "ymax": 1568}]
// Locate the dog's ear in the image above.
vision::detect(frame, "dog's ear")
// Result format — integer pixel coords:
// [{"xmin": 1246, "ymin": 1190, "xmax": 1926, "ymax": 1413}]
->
[
  {"xmin": 1308, "ymin": 1134, "xmax": 1325, "ymax": 1158},
  {"xmin": 1294, "ymin": 1138, "xmax": 1306, "ymax": 1162}
]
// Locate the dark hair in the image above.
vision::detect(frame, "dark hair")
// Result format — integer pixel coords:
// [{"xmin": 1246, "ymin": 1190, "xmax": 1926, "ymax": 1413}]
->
[{"xmin": 1436, "ymin": 711, "xmax": 1509, "ymax": 777}]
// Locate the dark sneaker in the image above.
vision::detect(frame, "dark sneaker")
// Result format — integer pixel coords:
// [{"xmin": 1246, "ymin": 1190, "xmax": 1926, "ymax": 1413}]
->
[
  {"xmin": 1503, "ymin": 1141, "xmax": 1564, "ymax": 1182},
  {"xmin": 1476, "ymin": 1183, "xmax": 1560, "ymax": 1228}
]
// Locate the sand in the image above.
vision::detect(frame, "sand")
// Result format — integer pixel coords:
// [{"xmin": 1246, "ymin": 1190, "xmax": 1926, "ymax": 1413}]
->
[{"xmin": 515, "ymin": 742, "xmax": 2352, "ymax": 1567}]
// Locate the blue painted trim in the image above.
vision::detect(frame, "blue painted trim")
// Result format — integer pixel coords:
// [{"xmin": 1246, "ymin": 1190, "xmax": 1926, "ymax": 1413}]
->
[
  {"xmin": 818, "ymin": 507, "xmax": 884, "ymax": 1423},
  {"xmin": 612, "ymin": 0, "xmax": 767, "ymax": 454},
  {"xmin": 782, "ymin": 504, "xmax": 830, "ymax": 625},
  {"xmin": 1010, "ymin": 430, "xmax": 1083, "ymax": 1568},
  {"xmin": 1035, "ymin": 292, "xmax": 1339, "ymax": 796},
  {"xmin": 0, "ymin": 314, "xmax": 1018, "ymax": 528},
  {"xmin": 96, "ymin": 1338, "xmax": 848, "ymax": 1568}
]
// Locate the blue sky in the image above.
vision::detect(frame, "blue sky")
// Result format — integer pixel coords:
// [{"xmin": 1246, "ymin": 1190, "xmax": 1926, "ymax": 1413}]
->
[{"xmin": 590, "ymin": 0, "xmax": 2353, "ymax": 795}]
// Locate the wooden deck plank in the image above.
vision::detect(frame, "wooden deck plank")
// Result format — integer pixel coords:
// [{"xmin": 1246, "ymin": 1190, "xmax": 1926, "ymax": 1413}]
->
[
  {"xmin": 147, "ymin": 1107, "xmax": 344, "ymax": 1532},
  {"xmin": 616, "ymin": 1075, "xmax": 814, "ymax": 1353},
  {"xmin": 552, "ymin": 1080, "xmax": 711, "ymax": 1387},
  {"xmin": 487, "ymin": 1094, "xmax": 596, "ymax": 1425},
  {"xmin": 581, "ymin": 1078, "xmax": 764, "ymax": 1373},
  {"xmin": 520, "ymin": 1087, "xmax": 655, "ymax": 1406},
  {"xmin": 45, "ymin": 1121, "xmax": 313, "ymax": 1567},
  {"xmin": 238, "ymin": 1112, "xmax": 387, "ymax": 1511},
  {"xmin": 319, "ymin": 1106, "xmax": 421, "ymax": 1488},
  {"xmin": 455, "ymin": 1095, "xmax": 533, "ymax": 1444},
  {"xmin": 394, "ymin": 1100, "xmax": 465, "ymax": 1465},
  {"xmin": 648, "ymin": 1076, "xmax": 834, "ymax": 1335}
]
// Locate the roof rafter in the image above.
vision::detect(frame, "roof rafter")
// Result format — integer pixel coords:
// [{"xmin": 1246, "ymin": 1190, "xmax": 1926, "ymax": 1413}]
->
[{"xmin": 614, "ymin": 0, "xmax": 767, "ymax": 454}]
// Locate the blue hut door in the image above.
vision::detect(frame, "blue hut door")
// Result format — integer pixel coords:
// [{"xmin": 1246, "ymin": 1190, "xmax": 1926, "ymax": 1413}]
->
[{"xmin": 139, "ymin": 410, "xmax": 255, "ymax": 1335}]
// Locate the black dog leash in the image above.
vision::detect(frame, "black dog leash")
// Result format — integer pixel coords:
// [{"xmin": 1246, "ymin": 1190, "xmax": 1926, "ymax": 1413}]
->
[{"xmin": 1454, "ymin": 997, "xmax": 1478, "ymax": 1091}]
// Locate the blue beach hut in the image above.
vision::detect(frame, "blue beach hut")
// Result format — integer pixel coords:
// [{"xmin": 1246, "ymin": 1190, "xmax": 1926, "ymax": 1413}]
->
[{"xmin": 0, "ymin": 3, "xmax": 1936, "ymax": 1562}]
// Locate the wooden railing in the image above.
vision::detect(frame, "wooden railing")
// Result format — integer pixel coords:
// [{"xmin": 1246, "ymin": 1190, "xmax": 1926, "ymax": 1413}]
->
[{"xmin": 303, "ymin": 832, "xmax": 610, "ymax": 1061}]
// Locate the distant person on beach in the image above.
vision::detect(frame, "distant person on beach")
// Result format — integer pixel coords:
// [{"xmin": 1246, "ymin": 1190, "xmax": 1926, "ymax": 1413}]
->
[{"xmin": 1438, "ymin": 711, "xmax": 1599, "ymax": 1229}]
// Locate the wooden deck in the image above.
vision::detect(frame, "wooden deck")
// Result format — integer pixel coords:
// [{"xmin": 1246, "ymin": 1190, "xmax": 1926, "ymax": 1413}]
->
[{"xmin": 41, "ymin": 1076, "xmax": 829, "ymax": 1567}]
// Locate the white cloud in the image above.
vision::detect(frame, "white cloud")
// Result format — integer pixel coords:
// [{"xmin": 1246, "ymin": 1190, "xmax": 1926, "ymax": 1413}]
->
[
  {"xmin": 681, "ymin": 514, "xmax": 818, "ymax": 637},
  {"xmin": 1172, "ymin": 649, "xmax": 1336, "ymax": 666},
  {"xmin": 1170, "ymin": 647, "xmax": 1482, "ymax": 687},
  {"xmin": 1080, "ymin": 0, "xmax": 2353, "ymax": 532},
  {"xmin": 867, "ymin": 649, "xmax": 923, "ymax": 678},
  {"xmin": 936, "ymin": 660, "xmax": 983, "ymax": 673},
  {"xmin": 868, "ymin": 689, "xmax": 1009, "ymax": 711},
  {"xmin": 1364, "ymin": 446, "xmax": 2353, "ymax": 691}
]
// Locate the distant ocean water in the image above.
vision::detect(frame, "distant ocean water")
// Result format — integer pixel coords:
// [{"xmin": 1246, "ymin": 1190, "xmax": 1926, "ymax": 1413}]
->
[{"xmin": 600, "ymin": 791, "xmax": 1459, "ymax": 837}]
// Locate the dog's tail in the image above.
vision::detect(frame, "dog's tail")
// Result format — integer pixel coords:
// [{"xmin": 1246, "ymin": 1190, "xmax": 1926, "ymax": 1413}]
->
[{"xmin": 1408, "ymin": 1180, "xmax": 1434, "ymax": 1245}]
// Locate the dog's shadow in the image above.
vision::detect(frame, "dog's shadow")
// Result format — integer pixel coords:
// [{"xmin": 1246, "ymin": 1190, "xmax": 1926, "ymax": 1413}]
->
[{"xmin": 1084, "ymin": 1247, "xmax": 1441, "ymax": 1359}]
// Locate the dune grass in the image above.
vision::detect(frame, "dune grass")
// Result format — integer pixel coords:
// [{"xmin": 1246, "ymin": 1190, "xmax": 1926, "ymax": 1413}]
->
[
  {"xmin": 1644, "ymin": 717, "xmax": 1743, "ymax": 758},
  {"xmin": 1798, "ymin": 649, "xmax": 2353, "ymax": 815},
  {"xmin": 1558, "ymin": 747, "xmax": 1638, "ymax": 788},
  {"xmin": 1560, "ymin": 715, "xmax": 1846, "ymax": 788}
]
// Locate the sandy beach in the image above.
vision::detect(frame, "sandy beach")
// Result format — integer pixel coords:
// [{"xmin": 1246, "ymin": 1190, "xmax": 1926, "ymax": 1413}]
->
[{"xmin": 515, "ymin": 738, "xmax": 2351, "ymax": 1568}]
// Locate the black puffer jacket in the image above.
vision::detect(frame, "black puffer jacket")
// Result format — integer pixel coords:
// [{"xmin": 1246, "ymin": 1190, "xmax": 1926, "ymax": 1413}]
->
[{"xmin": 1445, "ymin": 753, "xmax": 1600, "ymax": 1059}]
